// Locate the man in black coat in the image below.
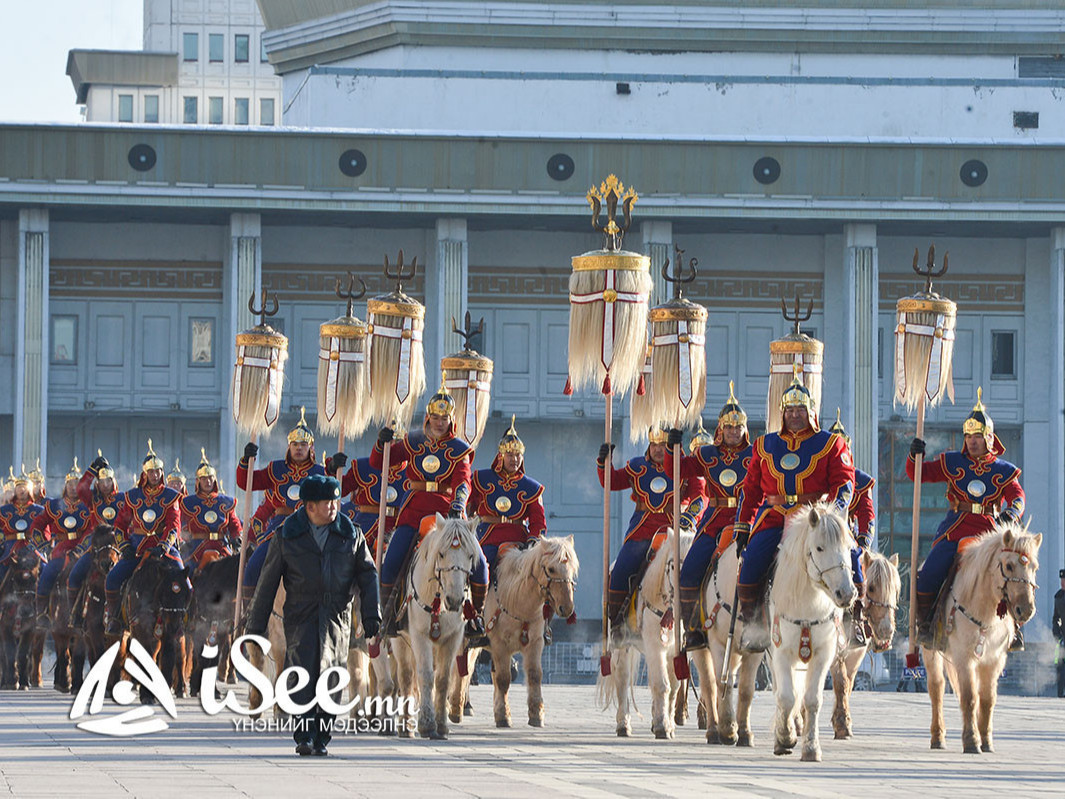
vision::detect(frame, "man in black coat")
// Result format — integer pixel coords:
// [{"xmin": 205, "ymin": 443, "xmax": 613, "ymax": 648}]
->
[
  {"xmin": 1054, "ymin": 568, "xmax": 1065, "ymax": 698},
  {"xmin": 246, "ymin": 474, "xmax": 381, "ymax": 756}
]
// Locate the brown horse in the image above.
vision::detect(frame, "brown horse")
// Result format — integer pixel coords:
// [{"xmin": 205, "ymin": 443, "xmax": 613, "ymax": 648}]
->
[
  {"xmin": 46, "ymin": 554, "xmax": 84, "ymax": 693},
  {"xmin": 119, "ymin": 553, "xmax": 193, "ymax": 702},
  {"xmin": 188, "ymin": 553, "xmax": 239, "ymax": 696},
  {"xmin": 0, "ymin": 547, "xmax": 44, "ymax": 689},
  {"xmin": 76, "ymin": 527, "xmax": 120, "ymax": 680}
]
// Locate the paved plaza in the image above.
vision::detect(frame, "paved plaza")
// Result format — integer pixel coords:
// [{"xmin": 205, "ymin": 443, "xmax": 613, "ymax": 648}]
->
[{"xmin": 1, "ymin": 678, "xmax": 1063, "ymax": 798}]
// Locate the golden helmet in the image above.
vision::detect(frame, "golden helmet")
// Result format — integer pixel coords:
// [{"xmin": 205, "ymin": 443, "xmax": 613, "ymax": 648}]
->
[
  {"xmin": 65, "ymin": 457, "xmax": 81, "ymax": 484},
  {"xmin": 142, "ymin": 439, "xmax": 164, "ymax": 473},
  {"xmin": 829, "ymin": 408, "xmax": 851, "ymax": 447},
  {"xmin": 962, "ymin": 387, "xmax": 994, "ymax": 439},
  {"xmin": 288, "ymin": 406, "xmax": 315, "ymax": 445},
  {"xmin": 196, "ymin": 448, "xmax": 217, "ymax": 480},
  {"xmin": 498, "ymin": 415, "xmax": 525, "ymax": 455},
  {"xmin": 426, "ymin": 376, "xmax": 456, "ymax": 418},
  {"xmin": 648, "ymin": 424, "xmax": 669, "ymax": 445}
]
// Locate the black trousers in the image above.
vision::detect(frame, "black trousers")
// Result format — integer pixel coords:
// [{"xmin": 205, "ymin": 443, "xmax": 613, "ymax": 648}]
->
[{"xmin": 294, "ymin": 707, "xmax": 335, "ymax": 747}]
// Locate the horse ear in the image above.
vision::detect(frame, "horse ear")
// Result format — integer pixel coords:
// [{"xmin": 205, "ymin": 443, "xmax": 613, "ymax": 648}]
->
[
  {"xmin": 889, "ymin": 552, "xmax": 899, "ymax": 567},
  {"xmin": 1032, "ymin": 532, "xmax": 1042, "ymax": 548},
  {"xmin": 565, "ymin": 534, "xmax": 575, "ymax": 546},
  {"xmin": 1002, "ymin": 528, "xmax": 1014, "ymax": 547},
  {"xmin": 435, "ymin": 512, "xmax": 445, "ymax": 526},
  {"xmin": 860, "ymin": 550, "xmax": 871, "ymax": 569},
  {"xmin": 807, "ymin": 506, "xmax": 820, "ymax": 527}
]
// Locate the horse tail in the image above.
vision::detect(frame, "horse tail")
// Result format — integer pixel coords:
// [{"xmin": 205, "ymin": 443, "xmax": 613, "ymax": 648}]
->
[{"xmin": 594, "ymin": 647, "xmax": 641, "ymax": 713}]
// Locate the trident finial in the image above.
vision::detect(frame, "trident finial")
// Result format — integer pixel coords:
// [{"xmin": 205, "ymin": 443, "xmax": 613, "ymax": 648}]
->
[
  {"xmin": 248, "ymin": 288, "xmax": 279, "ymax": 325},
  {"xmin": 662, "ymin": 244, "xmax": 698, "ymax": 299},
  {"xmin": 780, "ymin": 293, "xmax": 813, "ymax": 335},
  {"xmin": 335, "ymin": 272, "xmax": 367, "ymax": 317},
  {"xmin": 451, "ymin": 310, "xmax": 485, "ymax": 352},
  {"xmin": 587, "ymin": 174, "xmax": 638, "ymax": 252},
  {"xmin": 383, "ymin": 249, "xmax": 418, "ymax": 293},
  {"xmin": 912, "ymin": 244, "xmax": 949, "ymax": 293}
]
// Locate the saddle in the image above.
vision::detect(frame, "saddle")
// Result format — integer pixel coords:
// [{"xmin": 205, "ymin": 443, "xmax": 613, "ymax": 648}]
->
[{"xmin": 925, "ymin": 560, "xmax": 962, "ymax": 653}]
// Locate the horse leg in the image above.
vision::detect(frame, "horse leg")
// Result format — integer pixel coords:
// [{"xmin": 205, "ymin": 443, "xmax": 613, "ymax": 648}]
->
[
  {"xmin": 525, "ymin": 638, "xmax": 545, "ymax": 727},
  {"xmin": 491, "ymin": 645, "xmax": 513, "ymax": 727},
  {"xmin": 393, "ymin": 642, "xmax": 416, "ymax": 738},
  {"xmin": 717, "ymin": 646, "xmax": 739, "ymax": 745},
  {"xmin": 348, "ymin": 645, "xmax": 371, "ymax": 719},
  {"xmin": 613, "ymin": 649, "xmax": 632, "ymax": 737},
  {"xmin": 413, "ymin": 635, "xmax": 437, "ymax": 738},
  {"xmin": 736, "ymin": 652, "xmax": 760, "ymax": 747},
  {"xmin": 447, "ymin": 648, "xmax": 469, "ymax": 724},
  {"xmin": 976, "ymin": 657, "xmax": 1002, "ymax": 753},
  {"xmin": 800, "ymin": 648, "xmax": 832, "ymax": 762},
  {"xmin": 644, "ymin": 632, "xmax": 671, "ymax": 739},
  {"xmin": 955, "ymin": 660, "xmax": 980, "ymax": 754},
  {"xmin": 673, "ymin": 678, "xmax": 688, "ymax": 728},
  {"xmin": 924, "ymin": 648, "xmax": 947, "ymax": 749},
  {"xmin": 53, "ymin": 631, "xmax": 70, "ymax": 693},
  {"xmin": 432, "ymin": 641, "xmax": 453, "ymax": 740},
  {"xmin": 690, "ymin": 648, "xmax": 717, "ymax": 741},
  {"xmin": 832, "ymin": 648, "xmax": 859, "ymax": 739},
  {"xmin": 70, "ymin": 632, "xmax": 87, "ymax": 694},
  {"xmin": 246, "ymin": 640, "xmax": 268, "ymax": 718},
  {"xmin": 772, "ymin": 655, "xmax": 798, "ymax": 755}
]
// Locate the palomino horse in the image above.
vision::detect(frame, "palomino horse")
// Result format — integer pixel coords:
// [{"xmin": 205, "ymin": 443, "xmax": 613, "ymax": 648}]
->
[
  {"xmin": 691, "ymin": 537, "xmax": 764, "ymax": 747},
  {"xmin": 597, "ymin": 528, "xmax": 692, "ymax": 739},
  {"xmin": 769, "ymin": 503, "xmax": 857, "ymax": 762},
  {"xmin": 449, "ymin": 535, "xmax": 579, "ymax": 728},
  {"xmin": 924, "ymin": 522, "xmax": 1041, "ymax": 754},
  {"xmin": 0, "ymin": 547, "xmax": 44, "ymax": 689},
  {"xmin": 120, "ymin": 553, "xmax": 193, "ymax": 702},
  {"xmin": 390, "ymin": 514, "xmax": 481, "ymax": 740},
  {"xmin": 830, "ymin": 549, "xmax": 901, "ymax": 739}
]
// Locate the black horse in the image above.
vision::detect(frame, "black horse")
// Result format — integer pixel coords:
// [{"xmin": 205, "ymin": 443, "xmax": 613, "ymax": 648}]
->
[
  {"xmin": 0, "ymin": 547, "xmax": 44, "ymax": 689},
  {"xmin": 72, "ymin": 526, "xmax": 121, "ymax": 693},
  {"xmin": 121, "ymin": 552, "xmax": 192, "ymax": 703},
  {"xmin": 188, "ymin": 553, "xmax": 240, "ymax": 696}
]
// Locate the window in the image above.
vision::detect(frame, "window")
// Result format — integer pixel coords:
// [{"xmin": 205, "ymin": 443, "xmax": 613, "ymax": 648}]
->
[
  {"xmin": 144, "ymin": 95, "xmax": 159, "ymax": 123},
  {"xmin": 51, "ymin": 316, "xmax": 77, "ymax": 364},
  {"xmin": 209, "ymin": 33, "xmax": 224, "ymax": 62},
  {"xmin": 189, "ymin": 319, "xmax": 214, "ymax": 366},
  {"xmin": 208, "ymin": 96, "xmax": 223, "ymax": 124},
  {"xmin": 182, "ymin": 32, "xmax": 198, "ymax": 62},
  {"xmin": 991, "ymin": 331, "xmax": 1016, "ymax": 379},
  {"xmin": 260, "ymin": 97, "xmax": 275, "ymax": 126},
  {"xmin": 118, "ymin": 94, "xmax": 133, "ymax": 122},
  {"xmin": 260, "ymin": 36, "xmax": 268, "ymax": 63},
  {"xmin": 183, "ymin": 96, "xmax": 198, "ymax": 124},
  {"xmin": 234, "ymin": 97, "xmax": 249, "ymax": 125},
  {"xmin": 235, "ymin": 34, "xmax": 249, "ymax": 63}
]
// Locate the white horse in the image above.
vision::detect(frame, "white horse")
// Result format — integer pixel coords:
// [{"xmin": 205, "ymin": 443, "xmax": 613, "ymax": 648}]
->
[
  {"xmin": 690, "ymin": 535, "xmax": 764, "ymax": 747},
  {"xmin": 596, "ymin": 528, "xmax": 692, "ymax": 739},
  {"xmin": 769, "ymin": 502, "xmax": 857, "ymax": 762},
  {"xmin": 830, "ymin": 549, "xmax": 901, "ymax": 739},
  {"xmin": 924, "ymin": 522, "xmax": 1041, "ymax": 754},
  {"xmin": 390, "ymin": 514, "xmax": 481, "ymax": 740},
  {"xmin": 450, "ymin": 536, "xmax": 579, "ymax": 728}
]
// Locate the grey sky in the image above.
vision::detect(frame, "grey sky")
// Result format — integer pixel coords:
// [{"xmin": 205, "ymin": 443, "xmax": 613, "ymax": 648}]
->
[{"xmin": 0, "ymin": 0, "xmax": 142, "ymax": 123}]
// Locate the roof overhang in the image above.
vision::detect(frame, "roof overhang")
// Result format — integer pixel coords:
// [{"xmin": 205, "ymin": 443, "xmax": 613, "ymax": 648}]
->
[{"xmin": 66, "ymin": 50, "xmax": 179, "ymax": 104}]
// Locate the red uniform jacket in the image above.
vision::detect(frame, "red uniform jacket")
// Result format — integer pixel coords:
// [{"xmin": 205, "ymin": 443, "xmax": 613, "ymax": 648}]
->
[
  {"xmin": 598, "ymin": 454, "xmax": 705, "ymax": 542},
  {"xmin": 371, "ymin": 432, "xmax": 472, "ymax": 530}
]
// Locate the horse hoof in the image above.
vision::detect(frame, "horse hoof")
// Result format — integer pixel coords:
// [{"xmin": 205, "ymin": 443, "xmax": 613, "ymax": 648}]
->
[
  {"xmin": 616, "ymin": 727, "xmax": 631, "ymax": 738},
  {"xmin": 833, "ymin": 730, "xmax": 851, "ymax": 740},
  {"xmin": 697, "ymin": 719, "xmax": 707, "ymax": 731},
  {"xmin": 736, "ymin": 734, "xmax": 752, "ymax": 748},
  {"xmin": 981, "ymin": 743, "xmax": 994, "ymax": 753},
  {"xmin": 720, "ymin": 733, "xmax": 737, "ymax": 746},
  {"xmin": 398, "ymin": 728, "xmax": 414, "ymax": 739},
  {"xmin": 448, "ymin": 712, "xmax": 461, "ymax": 724},
  {"xmin": 774, "ymin": 743, "xmax": 793, "ymax": 756},
  {"xmin": 963, "ymin": 743, "xmax": 981, "ymax": 755},
  {"xmin": 431, "ymin": 727, "xmax": 448, "ymax": 740},
  {"xmin": 801, "ymin": 748, "xmax": 822, "ymax": 762},
  {"xmin": 495, "ymin": 716, "xmax": 512, "ymax": 728},
  {"xmin": 528, "ymin": 717, "xmax": 543, "ymax": 728},
  {"xmin": 706, "ymin": 730, "xmax": 721, "ymax": 745},
  {"xmin": 463, "ymin": 701, "xmax": 474, "ymax": 717},
  {"xmin": 930, "ymin": 739, "xmax": 945, "ymax": 750},
  {"xmin": 653, "ymin": 728, "xmax": 668, "ymax": 740}
]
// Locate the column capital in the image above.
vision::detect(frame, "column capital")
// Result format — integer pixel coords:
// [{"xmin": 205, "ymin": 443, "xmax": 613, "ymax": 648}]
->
[
  {"xmin": 436, "ymin": 218, "xmax": 467, "ymax": 241},
  {"xmin": 18, "ymin": 208, "xmax": 48, "ymax": 233},
  {"xmin": 229, "ymin": 212, "xmax": 261, "ymax": 238},
  {"xmin": 640, "ymin": 220, "xmax": 672, "ymax": 247},
  {"xmin": 844, "ymin": 223, "xmax": 876, "ymax": 249},
  {"xmin": 1052, "ymin": 226, "xmax": 1065, "ymax": 252}
]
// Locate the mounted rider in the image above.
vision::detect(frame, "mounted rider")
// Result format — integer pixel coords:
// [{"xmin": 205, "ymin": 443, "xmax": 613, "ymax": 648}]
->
[
  {"xmin": 67, "ymin": 452, "xmax": 125, "ymax": 606},
  {"xmin": 372, "ymin": 380, "xmax": 485, "ymax": 637},
  {"xmin": 103, "ymin": 440, "xmax": 184, "ymax": 635},
  {"xmin": 32, "ymin": 459, "xmax": 93, "ymax": 628},
  {"xmin": 732, "ymin": 376, "xmax": 854, "ymax": 651},
  {"xmin": 181, "ymin": 450, "xmax": 241, "ymax": 572},
  {"xmin": 664, "ymin": 382, "xmax": 753, "ymax": 650},
  {"xmin": 236, "ymin": 407, "xmax": 325, "ymax": 603},
  {"xmin": 909, "ymin": 388, "xmax": 1025, "ymax": 649},
  {"xmin": 332, "ymin": 438, "xmax": 407, "ymax": 558},
  {"xmin": 601, "ymin": 423, "xmax": 706, "ymax": 627},
  {"xmin": 0, "ymin": 467, "xmax": 45, "ymax": 585}
]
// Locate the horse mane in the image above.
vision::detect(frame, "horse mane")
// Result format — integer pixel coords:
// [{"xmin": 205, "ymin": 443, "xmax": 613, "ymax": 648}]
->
[
  {"xmin": 775, "ymin": 501, "xmax": 853, "ymax": 601},
  {"xmin": 955, "ymin": 521, "xmax": 1040, "ymax": 599},
  {"xmin": 497, "ymin": 536, "xmax": 580, "ymax": 587},
  {"xmin": 864, "ymin": 548, "xmax": 901, "ymax": 599},
  {"xmin": 643, "ymin": 528, "xmax": 693, "ymax": 598},
  {"xmin": 423, "ymin": 515, "xmax": 481, "ymax": 563}
]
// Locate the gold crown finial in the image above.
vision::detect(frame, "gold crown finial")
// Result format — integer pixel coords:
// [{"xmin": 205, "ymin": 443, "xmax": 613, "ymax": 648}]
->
[
  {"xmin": 586, "ymin": 173, "xmax": 639, "ymax": 251},
  {"xmin": 727, "ymin": 380, "xmax": 737, "ymax": 404},
  {"xmin": 973, "ymin": 386, "xmax": 984, "ymax": 411},
  {"xmin": 299, "ymin": 406, "xmax": 307, "ymax": 426},
  {"xmin": 836, "ymin": 407, "xmax": 842, "ymax": 425}
]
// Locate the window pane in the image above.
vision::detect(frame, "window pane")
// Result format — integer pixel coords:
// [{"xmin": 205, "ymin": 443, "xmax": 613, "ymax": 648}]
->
[
  {"xmin": 260, "ymin": 97, "xmax": 274, "ymax": 126},
  {"xmin": 183, "ymin": 96, "xmax": 198, "ymax": 124},
  {"xmin": 235, "ymin": 34, "xmax": 249, "ymax": 63},
  {"xmin": 52, "ymin": 316, "xmax": 77, "ymax": 364},
  {"xmin": 991, "ymin": 331, "xmax": 1015, "ymax": 378},
  {"xmin": 209, "ymin": 96, "xmax": 223, "ymax": 124},
  {"xmin": 209, "ymin": 33, "xmax": 224, "ymax": 62},
  {"xmin": 144, "ymin": 95, "xmax": 159, "ymax": 123},
  {"xmin": 118, "ymin": 94, "xmax": 133, "ymax": 122},
  {"xmin": 260, "ymin": 36, "xmax": 268, "ymax": 62},
  {"xmin": 234, "ymin": 97, "xmax": 249, "ymax": 125},
  {"xmin": 183, "ymin": 32, "xmax": 198, "ymax": 61}
]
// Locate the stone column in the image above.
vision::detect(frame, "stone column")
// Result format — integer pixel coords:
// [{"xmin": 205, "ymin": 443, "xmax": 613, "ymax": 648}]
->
[
  {"xmin": 843, "ymin": 224, "xmax": 879, "ymax": 516},
  {"xmin": 15, "ymin": 209, "xmax": 49, "ymax": 473},
  {"xmin": 427, "ymin": 219, "xmax": 469, "ymax": 380},
  {"xmin": 221, "ymin": 213, "xmax": 262, "ymax": 480},
  {"xmin": 1046, "ymin": 229, "xmax": 1065, "ymax": 615},
  {"xmin": 641, "ymin": 220, "xmax": 672, "ymax": 308}
]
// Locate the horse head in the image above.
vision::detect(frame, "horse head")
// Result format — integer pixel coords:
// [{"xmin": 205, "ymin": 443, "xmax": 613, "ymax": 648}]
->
[
  {"xmin": 153, "ymin": 559, "xmax": 193, "ymax": 634},
  {"xmin": 862, "ymin": 550, "xmax": 900, "ymax": 652},
  {"xmin": 796, "ymin": 503, "xmax": 856, "ymax": 609},
  {"xmin": 425, "ymin": 513, "xmax": 481, "ymax": 612},
  {"xmin": 12, "ymin": 546, "xmax": 42, "ymax": 585},
  {"xmin": 536, "ymin": 535, "xmax": 579, "ymax": 620},
  {"xmin": 996, "ymin": 523, "xmax": 1041, "ymax": 626},
  {"xmin": 89, "ymin": 525, "xmax": 120, "ymax": 575}
]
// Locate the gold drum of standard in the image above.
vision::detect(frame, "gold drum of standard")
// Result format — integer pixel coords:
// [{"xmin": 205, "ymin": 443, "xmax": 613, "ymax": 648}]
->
[
  {"xmin": 421, "ymin": 455, "xmax": 441, "ymax": 475},
  {"xmin": 287, "ymin": 484, "xmax": 301, "ymax": 501},
  {"xmin": 719, "ymin": 469, "xmax": 738, "ymax": 488},
  {"xmin": 204, "ymin": 511, "xmax": 219, "ymax": 524},
  {"xmin": 494, "ymin": 496, "xmax": 513, "ymax": 513},
  {"xmin": 780, "ymin": 453, "xmax": 801, "ymax": 471},
  {"xmin": 143, "ymin": 509, "xmax": 158, "ymax": 524},
  {"xmin": 102, "ymin": 507, "xmax": 117, "ymax": 521},
  {"xmin": 649, "ymin": 476, "xmax": 668, "ymax": 494},
  {"xmin": 967, "ymin": 480, "xmax": 987, "ymax": 498}
]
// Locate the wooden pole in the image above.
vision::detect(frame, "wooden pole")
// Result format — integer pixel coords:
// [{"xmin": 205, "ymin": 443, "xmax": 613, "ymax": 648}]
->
[
  {"xmin": 335, "ymin": 426, "xmax": 346, "ymax": 480},
  {"xmin": 375, "ymin": 439, "xmax": 391, "ymax": 568},
  {"xmin": 906, "ymin": 400, "xmax": 927, "ymax": 668},
  {"xmin": 671, "ymin": 440, "xmax": 688, "ymax": 679},
  {"xmin": 600, "ymin": 390, "xmax": 614, "ymax": 676},
  {"xmin": 232, "ymin": 432, "xmax": 258, "ymax": 628}
]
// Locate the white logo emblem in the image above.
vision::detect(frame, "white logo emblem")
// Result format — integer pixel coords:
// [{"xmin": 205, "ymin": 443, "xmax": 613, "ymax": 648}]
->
[{"xmin": 69, "ymin": 639, "xmax": 177, "ymax": 737}]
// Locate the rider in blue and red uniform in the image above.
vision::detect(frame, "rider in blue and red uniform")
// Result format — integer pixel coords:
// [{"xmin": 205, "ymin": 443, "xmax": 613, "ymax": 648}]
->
[
  {"xmin": 103, "ymin": 441, "xmax": 184, "ymax": 635},
  {"xmin": 181, "ymin": 450, "xmax": 241, "ymax": 572},
  {"xmin": 665, "ymin": 383, "xmax": 753, "ymax": 650},
  {"xmin": 370, "ymin": 381, "xmax": 481, "ymax": 637},
  {"xmin": 600, "ymin": 424, "xmax": 706, "ymax": 626},
  {"xmin": 732, "ymin": 377, "xmax": 854, "ymax": 651},
  {"xmin": 67, "ymin": 453, "xmax": 125, "ymax": 606},
  {"xmin": 32, "ymin": 459, "xmax": 93, "ymax": 627},
  {"xmin": 909, "ymin": 388, "xmax": 1025, "ymax": 649},
  {"xmin": 0, "ymin": 468, "xmax": 46, "ymax": 585},
  {"xmin": 236, "ymin": 408, "xmax": 325, "ymax": 603},
  {"xmin": 332, "ymin": 439, "xmax": 407, "ymax": 558}
]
